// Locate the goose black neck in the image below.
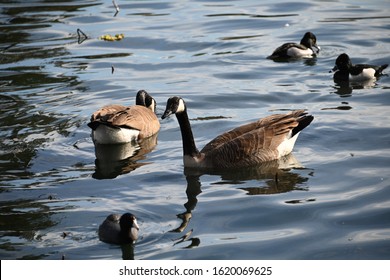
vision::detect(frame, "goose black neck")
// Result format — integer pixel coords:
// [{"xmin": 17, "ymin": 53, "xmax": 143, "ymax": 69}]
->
[{"xmin": 176, "ymin": 110, "xmax": 199, "ymax": 157}]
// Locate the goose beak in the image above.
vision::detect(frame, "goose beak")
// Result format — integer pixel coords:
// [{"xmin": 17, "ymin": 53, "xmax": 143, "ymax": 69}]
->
[{"xmin": 161, "ymin": 109, "xmax": 173, "ymax": 119}]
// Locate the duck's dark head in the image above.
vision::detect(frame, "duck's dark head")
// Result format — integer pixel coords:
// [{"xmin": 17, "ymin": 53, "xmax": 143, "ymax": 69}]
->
[
  {"xmin": 119, "ymin": 212, "xmax": 139, "ymax": 242},
  {"xmin": 332, "ymin": 53, "xmax": 352, "ymax": 72},
  {"xmin": 301, "ymin": 32, "xmax": 320, "ymax": 53}
]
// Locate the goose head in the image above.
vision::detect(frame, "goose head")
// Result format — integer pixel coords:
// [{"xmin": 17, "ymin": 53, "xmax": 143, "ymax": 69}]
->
[
  {"xmin": 161, "ymin": 96, "xmax": 200, "ymax": 160},
  {"xmin": 136, "ymin": 90, "xmax": 157, "ymax": 112},
  {"xmin": 161, "ymin": 96, "xmax": 187, "ymax": 119}
]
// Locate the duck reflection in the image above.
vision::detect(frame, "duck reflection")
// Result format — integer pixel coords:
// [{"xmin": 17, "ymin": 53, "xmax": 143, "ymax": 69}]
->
[
  {"xmin": 120, "ymin": 243, "xmax": 135, "ymax": 260},
  {"xmin": 93, "ymin": 134, "xmax": 157, "ymax": 179},
  {"xmin": 332, "ymin": 78, "xmax": 378, "ymax": 96},
  {"xmin": 170, "ymin": 154, "xmax": 310, "ymax": 247},
  {"xmin": 268, "ymin": 56, "xmax": 318, "ymax": 65}
]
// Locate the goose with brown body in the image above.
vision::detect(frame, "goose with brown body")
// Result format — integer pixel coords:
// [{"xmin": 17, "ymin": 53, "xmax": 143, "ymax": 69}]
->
[
  {"xmin": 161, "ymin": 96, "xmax": 313, "ymax": 169},
  {"xmin": 88, "ymin": 90, "xmax": 160, "ymax": 144}
]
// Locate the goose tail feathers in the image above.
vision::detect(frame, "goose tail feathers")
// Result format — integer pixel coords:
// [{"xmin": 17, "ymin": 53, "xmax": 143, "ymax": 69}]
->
[{"xmin": 292, "ymin": 112, "xmax": 314, "ymax": 138}]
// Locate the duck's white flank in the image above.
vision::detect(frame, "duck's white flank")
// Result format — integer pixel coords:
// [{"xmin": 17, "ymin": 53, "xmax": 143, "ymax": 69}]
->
[
  {"xmin": 287, "ymin": 47, "xmax": 313, "ymax": 58},
  {"xmin": 350, "ymin": 68, "xmax": 376, "ymax": 81},
  {"xmin": 92, "ymin": 125, "xmax": 140, "ymax": 144}
]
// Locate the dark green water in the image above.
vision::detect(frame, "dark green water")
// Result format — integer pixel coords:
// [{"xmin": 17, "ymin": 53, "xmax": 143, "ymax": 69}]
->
[{"xmin": 1, "ymin": 0, "xmax": 389, "ymax": 260}]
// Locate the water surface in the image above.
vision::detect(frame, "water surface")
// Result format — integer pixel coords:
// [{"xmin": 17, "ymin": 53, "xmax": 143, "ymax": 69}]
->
[{"xmin": 0, "ymin": 0, "xmax": 389, "ymax": 260}]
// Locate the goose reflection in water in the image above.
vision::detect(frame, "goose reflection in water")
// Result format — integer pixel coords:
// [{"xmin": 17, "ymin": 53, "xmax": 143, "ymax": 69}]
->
[
  {"xmin": 93, "ymin": 133, "xmax": 158, "ymax": 179},
  {"xmin": 169, "ymin": 154, "xmax": 311, "ymax": 248},
  {"xmin": 168, "ymin": 174, "xmax": 202, "ymax": 249}
]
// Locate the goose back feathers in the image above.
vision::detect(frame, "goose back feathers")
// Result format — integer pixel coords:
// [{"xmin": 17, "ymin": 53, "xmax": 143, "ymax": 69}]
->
[
  {"xmin": 88, "ymin": 90, "xmax": 160, "ymax": 144},
  {"xmin": 162, "ymin": 96, "xmax": 313, "ymax": 169}
]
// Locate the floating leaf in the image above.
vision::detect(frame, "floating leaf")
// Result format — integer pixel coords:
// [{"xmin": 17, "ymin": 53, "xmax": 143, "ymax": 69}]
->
[{"xmin": 99, "ymin": 34, "xmax": 125, "ymax": 41}]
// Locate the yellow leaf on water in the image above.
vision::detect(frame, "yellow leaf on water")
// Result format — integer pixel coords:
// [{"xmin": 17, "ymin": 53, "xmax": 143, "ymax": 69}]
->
[{"xmin": 100, "ymin": 34, "xmax": 125, "ymax": 41}]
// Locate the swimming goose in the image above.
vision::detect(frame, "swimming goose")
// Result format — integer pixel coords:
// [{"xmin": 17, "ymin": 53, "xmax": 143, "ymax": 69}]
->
[
  {"xmin": 88, "ymin": 90, "xmax": 160, "ymax": 144},
  {"xmin": 331, "ymin": 53, "xmax": 388, "ymax": 81},
  {"xmin": 98, "ymin": 213, "xmax": 139, "ymax": 244},
  {"xmin": 161, "ymin": 96, "xmax": 313, "ymax": 169},
  {"xmin": 267, "ymin": 32, "xmax": 320, "ymax": 59}
]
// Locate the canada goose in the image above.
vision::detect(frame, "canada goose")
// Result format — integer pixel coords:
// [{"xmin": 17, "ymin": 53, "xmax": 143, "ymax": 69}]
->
[
  {"xmin": 161, "ymin": 96, "xmax": 313, "ymax": 169},
  {"xmin": 88, "ymin": 90, "xmax": 160, "ymax": 144},
  {"xmin": 267, "ymin": 32, "xmax": 320, "ymax": 59},
  {"xmin": 98, "ymin": 213, "xmax": 139, "ymax": 244},
  {"xmin": 331, "ymin": 53, "xmax": 388, "ymax": 81}
]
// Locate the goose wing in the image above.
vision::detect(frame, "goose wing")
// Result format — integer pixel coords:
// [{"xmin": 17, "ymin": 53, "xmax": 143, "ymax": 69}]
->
[
  {"xmin": 88, "ymin": 104, "xmax": 128, "ymax": 130},
  {"xmin": 90, "ymin": 104, "xmax": 128, "ymax": 122},
  {"xmin": 202, "ymin": 110, "xmax": 311, "ymax": 168}
]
